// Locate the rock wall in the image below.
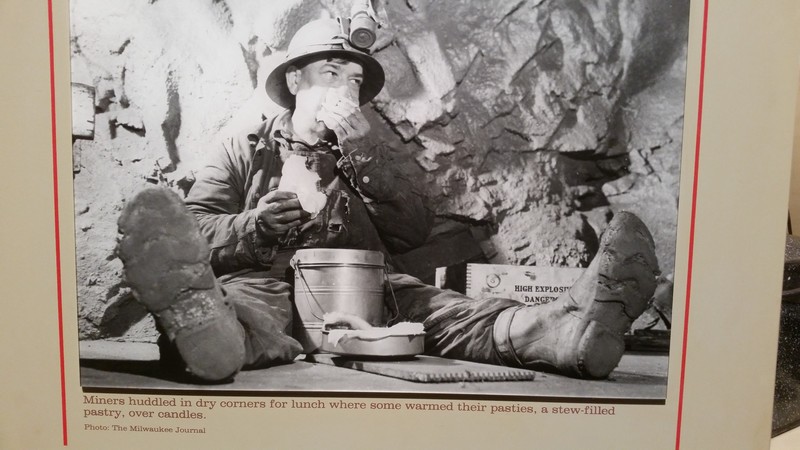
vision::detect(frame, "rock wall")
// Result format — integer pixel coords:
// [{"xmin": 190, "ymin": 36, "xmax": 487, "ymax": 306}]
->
[{"xmin": 70, "ymin": 0, "xmax": 690, "ymax": 340}]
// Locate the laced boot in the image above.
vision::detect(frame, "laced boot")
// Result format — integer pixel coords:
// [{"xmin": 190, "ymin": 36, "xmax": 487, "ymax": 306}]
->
[
  {"xmin": 117, "ymin": 187, "xmax": 245, "ymax": 382},
  {"xmin": 495, "ymin": 211, "xmax": 660, "ymax": 379}
]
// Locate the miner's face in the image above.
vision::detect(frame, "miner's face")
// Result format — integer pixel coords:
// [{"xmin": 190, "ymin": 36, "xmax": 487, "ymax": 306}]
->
[{"xmin": 286, "ymin": 57, "xmax": 364, "ymax": 118}]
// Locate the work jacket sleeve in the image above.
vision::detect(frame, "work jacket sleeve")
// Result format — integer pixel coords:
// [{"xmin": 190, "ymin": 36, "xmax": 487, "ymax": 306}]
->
[
  {"xmin": 185, "ymin": 136, "xmax": 275, "ymax": 275},
  {"xmin": 337, "ymin": 142, "xmax": 434, "ymax": 254}
]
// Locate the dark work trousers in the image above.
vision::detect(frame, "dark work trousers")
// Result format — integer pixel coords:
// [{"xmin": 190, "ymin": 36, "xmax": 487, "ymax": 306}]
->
[{"xmin": 206, "ymin": 268, "xmax": 519, "ymax": 370}]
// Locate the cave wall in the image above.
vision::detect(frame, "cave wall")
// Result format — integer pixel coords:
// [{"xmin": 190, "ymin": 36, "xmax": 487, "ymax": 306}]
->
[{"xmin": 70, "ymin": 0, "xmax": 690, "ymax": 340}]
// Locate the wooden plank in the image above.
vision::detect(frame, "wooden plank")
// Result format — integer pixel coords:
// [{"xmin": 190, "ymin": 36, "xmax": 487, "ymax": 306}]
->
[{"xmin": 78, "ymin": 341, "xmax": 667, "ymax": 400}]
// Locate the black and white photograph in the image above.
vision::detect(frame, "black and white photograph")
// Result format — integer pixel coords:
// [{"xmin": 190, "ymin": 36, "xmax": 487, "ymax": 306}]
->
[{"xmin": 72, "ymin": 0, "xmax": 690, "ymax": 401}]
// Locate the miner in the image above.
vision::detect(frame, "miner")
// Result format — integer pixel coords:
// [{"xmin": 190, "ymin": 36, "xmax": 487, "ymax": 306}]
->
[{"xmin": 117, "ymin": 18, "xmax": 660, "ymax": 382}]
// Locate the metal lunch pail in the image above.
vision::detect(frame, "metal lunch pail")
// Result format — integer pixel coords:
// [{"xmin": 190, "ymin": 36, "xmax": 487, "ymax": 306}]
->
[{"xmin": 290, "ymin": 248, "xmax": 386, "ymax": 353}]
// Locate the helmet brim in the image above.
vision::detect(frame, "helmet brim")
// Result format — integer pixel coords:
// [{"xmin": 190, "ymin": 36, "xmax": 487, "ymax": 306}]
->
[{"xmin": 265, "ymin": 49, "xmax": 385, "ymax": 109}]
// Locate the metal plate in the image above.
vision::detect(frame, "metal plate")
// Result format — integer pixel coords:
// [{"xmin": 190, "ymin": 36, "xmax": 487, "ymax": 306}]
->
[{"xmin": 320, "ymin": 330, "xmax": 424, "ymax": 357}]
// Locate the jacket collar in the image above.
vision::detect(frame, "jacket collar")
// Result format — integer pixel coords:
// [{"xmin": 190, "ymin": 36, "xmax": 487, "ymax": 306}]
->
[
  {"xmin": 246, "ymin": 110, "xmax": 337, "ymax": 155},
  {"xmin": 270, "ymin": 110, "xmax": 336, "ymax": 153}
]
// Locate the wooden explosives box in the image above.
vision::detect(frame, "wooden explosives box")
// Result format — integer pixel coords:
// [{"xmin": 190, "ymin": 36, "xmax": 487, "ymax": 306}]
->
[
  {"xmin": 436, "ymin": 262, "xmax": 672, "ymax": 354},
  {"xmin": 462, "ymin": 263, "xmax": 584, "ymax": 305}
]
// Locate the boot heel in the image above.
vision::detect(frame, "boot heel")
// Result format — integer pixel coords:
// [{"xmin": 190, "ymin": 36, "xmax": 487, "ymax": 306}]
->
[{"xmin": 575, "ymin": 320, "xmax": 626, "ymax": 379}]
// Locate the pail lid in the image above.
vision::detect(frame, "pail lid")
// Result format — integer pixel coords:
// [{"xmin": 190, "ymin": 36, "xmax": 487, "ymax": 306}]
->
[{"xmin": 292, "ymin": 248, "xmax": 384, "ymax": 266}]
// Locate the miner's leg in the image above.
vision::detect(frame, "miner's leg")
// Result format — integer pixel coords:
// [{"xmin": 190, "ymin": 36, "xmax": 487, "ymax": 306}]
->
[
  {"xmin": 387, "ymin": 273, "xmax": 517, "ymax": 365},
  {"xmin": 118, "ymin": 187, "xmax": 245, "ymax": 381},
  {"xmin": 494, "ymin": 211, "xmax": 660, "ymax": 378},
  {"xmin": 389, "ymin": 211, "xmax": 658, "ymax": 379},
  {"xmin": 156, "ymin": 271, "xmax": 304, "ymax": 379},
  {"xmin": 217, "ymin": 271, "xmax": 303, "ymax": 369}
]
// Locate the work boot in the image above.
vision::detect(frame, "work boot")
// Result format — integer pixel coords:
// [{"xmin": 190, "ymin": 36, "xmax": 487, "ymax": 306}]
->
[
  {"xmin": 494, "ymin": 211, "xmax": 660, "ymax": 379},
  {"xmin": 117, "ymin": 187, "xmax": 245, "ymax": 382}
]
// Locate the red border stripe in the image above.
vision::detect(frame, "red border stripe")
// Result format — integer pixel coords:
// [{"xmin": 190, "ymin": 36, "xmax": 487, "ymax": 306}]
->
[
  {"xmin": 675, "ymin": 0, "xmax": 710, "ymax": 449},
  {"xmin": 46, "ymin": 0, "xmax": 69, "ymax": 445}
]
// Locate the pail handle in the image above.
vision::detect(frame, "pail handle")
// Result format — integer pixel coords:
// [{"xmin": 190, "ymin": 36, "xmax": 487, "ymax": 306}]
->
[
  {"xmin": 291, "ymin": 258, "xmax": 327, "ymax": 321},
  {"xmin": 384, "ymin": 267, "xmax": 400, "ymax": 324}
]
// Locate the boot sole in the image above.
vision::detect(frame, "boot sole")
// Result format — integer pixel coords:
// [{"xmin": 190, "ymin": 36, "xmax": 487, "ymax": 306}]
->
[
  {"xmin": 585, "ymin": 211, "xmax": 660, "ymax": 334},
  {"xmin": 117, "ymin": 187, "xmax": 245, "ymax": 381}
]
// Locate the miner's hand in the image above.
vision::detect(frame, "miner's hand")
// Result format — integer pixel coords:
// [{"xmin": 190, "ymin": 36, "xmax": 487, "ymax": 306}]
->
[
  {"xmin": 316, "ymin": 89, "xmax": 370, "ymax": 152},
  {"xmin": 255, "ymin": 191, "xmax": 310, "ymax": 243}
]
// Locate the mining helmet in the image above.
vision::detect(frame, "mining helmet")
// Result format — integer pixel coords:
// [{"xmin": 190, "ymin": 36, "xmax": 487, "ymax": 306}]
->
[{"xmin": 265, "ymin": 18, "xmax": 385, "ymax": 109}]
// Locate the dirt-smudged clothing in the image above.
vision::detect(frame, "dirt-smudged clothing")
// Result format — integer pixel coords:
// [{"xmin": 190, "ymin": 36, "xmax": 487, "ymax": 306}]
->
[{"xmin": 181, "ymin": 111, "xmax": 518, "ymax": 369}]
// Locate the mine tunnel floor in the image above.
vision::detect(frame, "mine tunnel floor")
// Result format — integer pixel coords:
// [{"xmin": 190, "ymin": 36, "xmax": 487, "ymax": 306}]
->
[{"xmin": 79, "ymin": 340, "xmax": 668, "ymax": 401}]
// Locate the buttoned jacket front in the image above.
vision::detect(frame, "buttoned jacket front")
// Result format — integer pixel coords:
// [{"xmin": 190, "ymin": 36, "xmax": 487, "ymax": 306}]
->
[{"xmin": 185, "ymin": 111, "xmax": 433, "ymax": 276}]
